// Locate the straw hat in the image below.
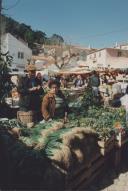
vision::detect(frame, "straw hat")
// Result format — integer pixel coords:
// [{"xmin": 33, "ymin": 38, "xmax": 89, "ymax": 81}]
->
[{"xmin": 26, "ymin": 64, "xmax": 36, "ymax": 71}]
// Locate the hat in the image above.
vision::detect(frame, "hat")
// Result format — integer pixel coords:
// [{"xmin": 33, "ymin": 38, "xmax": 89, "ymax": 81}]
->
[{"xmin": 26, "ymin": 64, "xmax": 36, "ymax": 71}]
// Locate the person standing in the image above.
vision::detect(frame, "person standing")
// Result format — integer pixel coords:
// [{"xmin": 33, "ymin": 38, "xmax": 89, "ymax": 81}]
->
[
  {"xmin": 112, "ymin": 81, "xmax": 122, "ymax": 99},
  {"xmin": 60, "ymin": 75, "xmax": 68, "ymax": 88},
  {"xmin": 41, "ymin": 80, "xmax": 68, "ymax": 122},
  {"xmin": 18, "ymin": 64, "xmax": 44, "ymax": 117},
  {"xmin": 120, "ymin": 86, "xmax": 128, "ymax": 121},
  {"xmin": 74, "ymin": 75, "xmax": 85, "ymax": 87},
  {"xmin": 36, "ymin": 72, "xmax": 43, "ymax": 86},
  {"xmin": 88, "ymin": 71, "xmax": 100, "ymax": 96}
]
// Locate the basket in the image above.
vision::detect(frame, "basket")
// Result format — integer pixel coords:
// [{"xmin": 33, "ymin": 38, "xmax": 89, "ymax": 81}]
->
[{"xmin": 17, "ymin": 111, "xmax": 35, "ymax": 125}]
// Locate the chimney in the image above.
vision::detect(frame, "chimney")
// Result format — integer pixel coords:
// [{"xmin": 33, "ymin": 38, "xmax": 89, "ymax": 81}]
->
[
  {"xmin": 88, "ymin": 44, "xmax": 91, "ymax": 49},
  {"xmin": 115, "ymin": 42, "xmax": 118, "ymax": 47}
]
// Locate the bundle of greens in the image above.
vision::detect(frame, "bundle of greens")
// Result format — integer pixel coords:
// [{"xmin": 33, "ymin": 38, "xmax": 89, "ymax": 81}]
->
[
  {"xmin": 0, "ymin": 118, "xmax": 24, "ymax": 130},
  {"xmin": 0, "ymin": 118, "xmax": 25, "ymax": 139},
  {"xmin": 20, "ymin": 120, "xmax": 65, "ymax": 149},
  {"xmin": 41, "ymin": 127, "xmax": 99, "ymax": 170},
  {"xmin": 1, "ymin": 100, "xmax": 126, "ymax": 187}
]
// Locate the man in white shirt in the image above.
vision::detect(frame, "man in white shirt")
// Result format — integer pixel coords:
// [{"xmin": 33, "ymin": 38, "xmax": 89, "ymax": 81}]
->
[
  {"xmin": 120, "ymin": 82, "xmax": 128, "ymax": 94},
  {"xmin": 112, "ymin": 82, "xmax": 122, "ymax": 96}
]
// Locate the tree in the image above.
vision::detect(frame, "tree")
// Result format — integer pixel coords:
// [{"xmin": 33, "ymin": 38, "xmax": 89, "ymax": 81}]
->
[
  {"xmin": 24, "ymin": 30, "xmax": 34, "ymax": 47},
  {"xmin": 34, "ymin": 30, "xmax": 46, "ymax": 44},
  {"xmin": 50, "ymin": 34, "xmax": 64, "ymax": 45},
  {"xmin": 3, "ymin": 15, "xmax": 65, "ymax": 49},
  {"xmin": 53, "ymin": 48, "xmax": 72, "ymax": 69},
  {"xmin": 0, "ymin": 52, "xmax": 13, "ymax": 101}
]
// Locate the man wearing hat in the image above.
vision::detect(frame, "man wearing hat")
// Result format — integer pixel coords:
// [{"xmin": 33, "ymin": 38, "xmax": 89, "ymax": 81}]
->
[{"xmin": 18, "ymin": 64, "xmax": 44, "ymax": 118}]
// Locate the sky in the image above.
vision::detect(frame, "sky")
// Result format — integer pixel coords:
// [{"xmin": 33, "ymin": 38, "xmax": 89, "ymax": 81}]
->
[{"xmin": 2, "ymin": 0, "xmax": 128, "ymax": 48}]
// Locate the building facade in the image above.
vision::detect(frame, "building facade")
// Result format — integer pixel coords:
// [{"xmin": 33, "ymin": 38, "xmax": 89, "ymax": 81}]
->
[
  {"xmin": 114, "ymin": 43, "xmax": 128, "ymax": 50},
  {"xmin": 1, "ymin": 33, "xmax": 32, "ymax": 71},
  {"xmin": 86, "ymin": 48, "xmax": 128, "ymax": 69}
]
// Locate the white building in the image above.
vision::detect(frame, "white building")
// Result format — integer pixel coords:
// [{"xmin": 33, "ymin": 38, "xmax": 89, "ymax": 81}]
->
[
  {"xmin": 114, "ymin": 43, "xmax": 128, "ymax": 50},
  {"xmin": 1, "ymin": 33, "xmax": 32, "ymax": 71},
  {"xmin": 86, "ymin": 48, "xmax": 128, "ymax": 70}
]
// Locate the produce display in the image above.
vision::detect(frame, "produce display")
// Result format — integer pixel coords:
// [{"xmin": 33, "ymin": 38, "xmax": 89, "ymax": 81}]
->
[
  {"xmin": 0, "ymin": 88, "xmax": 127, "ymax": 189},
  {"xmin": 0, "ymin": 119, "xmax": 99, "ymax": 189},
  {"xmin": 0, "ymin": 118, "xmax": 24, "ymax": 130},
  {"xmin": 0, "ymin": 105, "xmax": 126, "ymax": 159}
]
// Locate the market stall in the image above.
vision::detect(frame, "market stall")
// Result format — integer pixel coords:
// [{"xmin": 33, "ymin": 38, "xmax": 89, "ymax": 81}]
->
[
  {"xmin": 1, "ymin": 84, "xmax": 128, "ymax": 189},
  {"xmin": 58, "ymin": 68, "xmax": 91, "ymax": 76},
  {"xmin": 56, "ymin": 68, "xmax": 90, "ymax": 102},
  {"xmin": 1, "ymin": 58, "xmax": 128, "ymax": 189}
]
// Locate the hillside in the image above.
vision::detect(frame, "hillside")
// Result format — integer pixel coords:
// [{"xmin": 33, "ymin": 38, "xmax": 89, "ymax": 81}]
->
[{"xmin": 2, "ymin": 15, "xmax": 64, "ymax": 49}]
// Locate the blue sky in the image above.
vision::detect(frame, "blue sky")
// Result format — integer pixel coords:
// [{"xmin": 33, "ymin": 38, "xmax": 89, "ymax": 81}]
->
[{"xmin": 3, "ymin": 0, "xmax": 128, "ymax": 48}]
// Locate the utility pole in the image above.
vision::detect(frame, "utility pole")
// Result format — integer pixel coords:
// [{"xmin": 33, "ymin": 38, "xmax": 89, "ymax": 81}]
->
[{"xmin": 0, "ymin": 0, "xmax": 2, "ymax": 53}]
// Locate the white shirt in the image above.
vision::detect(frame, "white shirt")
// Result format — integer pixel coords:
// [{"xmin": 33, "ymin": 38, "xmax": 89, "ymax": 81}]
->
[
  {"xmin": 120, "ymin": 94, "xmax": 128, "ymax": 110},
  {"xmin": 112, "ymin": 83, "xmax": 122, "ymax": 95},
  {"xmin": 120, "ymin": 82, "xmax": 128, "ymax": 92}
]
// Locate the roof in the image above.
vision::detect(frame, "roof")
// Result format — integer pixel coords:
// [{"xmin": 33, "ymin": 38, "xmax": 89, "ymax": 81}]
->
[
  {"xmin": 115, "ymin": 43, "xmax": 128, "ymax": 46},
  {"xmin": 87, "ymin": 47, "xmax": 128, "ymax": 55}
]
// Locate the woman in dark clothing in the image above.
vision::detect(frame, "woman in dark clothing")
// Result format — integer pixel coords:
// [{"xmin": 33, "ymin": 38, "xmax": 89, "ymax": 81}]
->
[
  {"xmin": 36, "ymin": 72, "xmax": 43, "ymax": 86},
  {"xmin": 18, "ymin": 65, "xmax": 44, "ymax": 112}
]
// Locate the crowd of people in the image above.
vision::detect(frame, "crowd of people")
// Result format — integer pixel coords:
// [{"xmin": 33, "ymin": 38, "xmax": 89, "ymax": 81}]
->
[
  {"xmin": 3, "ymin": 64, "xmax": 128, "ymax": 123},
  {"xmin": 15, "ymin": 64, "xmax": 101, "ymax": 123}
]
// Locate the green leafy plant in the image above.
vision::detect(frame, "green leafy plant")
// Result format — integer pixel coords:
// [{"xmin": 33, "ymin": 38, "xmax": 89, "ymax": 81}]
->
[{"xmin": 0, "ymin": 52, "xmax": 13, "ymax": 102}]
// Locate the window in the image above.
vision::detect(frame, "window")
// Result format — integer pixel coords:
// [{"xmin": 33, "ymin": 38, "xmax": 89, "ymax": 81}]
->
[
  {"xmin": 18, "ymin": 52, "xmax": 20, "ymax": 59},
  {"xmin": 118, "ymin": 51, "xmax": 122, "ymax": 57},
  {"xmin": 13, "ymin": 69, "xmax": 19, "ymax": 71},
  {"xmin": 18, "ymin": 52, "xmax": 24, "ymax": 59},
  {"xmin": 21, "ymin": 52, "xmax": 24, "ymax": 59},
  {"xmin": 99, "ymin": 52, "xmax": 101, "ymax": 57}
]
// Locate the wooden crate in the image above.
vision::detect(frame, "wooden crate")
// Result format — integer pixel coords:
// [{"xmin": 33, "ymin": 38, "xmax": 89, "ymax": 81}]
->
[
  {"xmin": 52, "ymin": 148, "xmax": 113, "ymax": 190},
  {"xmin": 114, "ymin": 148, "xmax": 121, "ymax": 167},
  {"xmin": 65, "ymin": 153, "xmax": 106, "ymax": 190},
  {"xmin": 17, "ymin": 111, "xmax": 35, "ymax": 125},
  {"xmin": 98, "ymin": 136, "xmax": 115, "ymax": 156},
  {"xmin": 66, "ymin": 152, "xmax": 101, "ymax": 180},
  {"xmin": 51, "ymin": 137, "xmax": 115, "ymax": 190},
  {"xmin": 78, "ymin": 162, "xmax": 106, "ymax": 190}
]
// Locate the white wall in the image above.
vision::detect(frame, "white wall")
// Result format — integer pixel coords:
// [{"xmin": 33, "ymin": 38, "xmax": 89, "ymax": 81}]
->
[
  {"xmin": 1, "ymin": 33, "xmax": 32, "ymax": 71},
  {"xmin": 115, "ymin": 45, "xmax": 128, "ymax": 50},
  {"xmin": 86, "ymin": 49, "xmax": 107, "ymax": 69},
  {"xmin": 86, "ymin": 48, "xmax": 128, "ymax": 69}
]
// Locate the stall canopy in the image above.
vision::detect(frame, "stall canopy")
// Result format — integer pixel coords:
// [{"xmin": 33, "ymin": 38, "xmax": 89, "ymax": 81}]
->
[
  {"xmin": 58, "ymin": 67, "xmax": 91, "ymax": 75},
  {"xmin": 58, "ymin": 57, "xmax": 91, "ymax": 74}
]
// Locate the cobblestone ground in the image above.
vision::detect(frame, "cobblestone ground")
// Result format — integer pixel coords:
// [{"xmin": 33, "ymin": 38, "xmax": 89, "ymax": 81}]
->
[{"xmin": 86, "ymin": 164, "xmax": 128, "ymax": 191}]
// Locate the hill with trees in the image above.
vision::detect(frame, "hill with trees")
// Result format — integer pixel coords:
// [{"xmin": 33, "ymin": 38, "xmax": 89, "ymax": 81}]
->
[{"xmin": 2, "ymin": 15, "xmax": 64, "ymax": 49}]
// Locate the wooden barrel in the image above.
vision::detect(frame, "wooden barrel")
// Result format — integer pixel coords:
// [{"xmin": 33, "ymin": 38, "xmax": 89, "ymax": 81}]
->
[{"xmin": 17, "ymin": 111, "xmax": 35, "ymax": 125}]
